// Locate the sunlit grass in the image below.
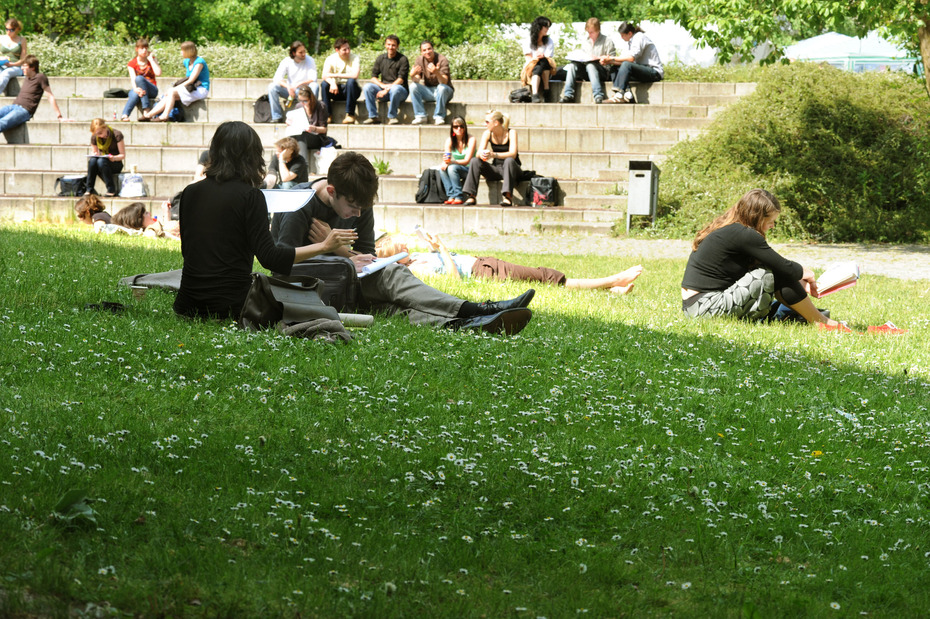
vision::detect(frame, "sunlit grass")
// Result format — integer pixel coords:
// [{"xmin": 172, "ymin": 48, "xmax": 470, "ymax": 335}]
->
[{"xmin": 1, "ymin": 223, "xmax": 928, "ymax": 617}]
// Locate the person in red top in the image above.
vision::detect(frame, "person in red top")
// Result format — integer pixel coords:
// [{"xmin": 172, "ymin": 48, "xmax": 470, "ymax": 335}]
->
[
  {"xmin": 0, "ymin": 55, "xmax": 62, "ymax": 134},
  {"xmin": 121, "ymin": 38, "xmax": 161, "ymax": 121}
]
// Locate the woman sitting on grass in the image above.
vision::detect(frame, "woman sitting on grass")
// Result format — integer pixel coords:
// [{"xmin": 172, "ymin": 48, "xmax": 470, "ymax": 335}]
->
[
  {"xmin": 74, "ymin": 194, "xmax": 111, "ymax": 225},
  {"xmin": 173, "ymin": 121, "xmax": 355, "ymax": 319},
  {"xmin": 680, "ymin": 189, "xmax": 850, "ymax": 330},
  {"xmin": 378, "ymin": 229, "xmax": 642, "ymax": 294}
]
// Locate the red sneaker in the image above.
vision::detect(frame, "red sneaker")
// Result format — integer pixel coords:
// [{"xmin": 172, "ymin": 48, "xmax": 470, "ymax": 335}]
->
[
  {"xmin": 867, "ymin": 321, "xmax": 908, "ymax": 334},
  {"xmin": 818, "ymin": 321, "xmax": 855, "ymax": 333}
]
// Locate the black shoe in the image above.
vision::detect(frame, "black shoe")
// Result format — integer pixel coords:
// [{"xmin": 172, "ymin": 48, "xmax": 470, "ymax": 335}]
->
[
  {"xmin": 559, "ymin": 94, "xmax": 573, "ymax": 103},
  {"xmin": 449, "ymin": 308, "xmax": 532, "ymax": 336},
  {"xmin": 477, "ymin": 289, "xmax": 535, "ymax": 314},
  {"xmin": 531, "ymin": 93, "xmax": 541, "ymax": 103}
]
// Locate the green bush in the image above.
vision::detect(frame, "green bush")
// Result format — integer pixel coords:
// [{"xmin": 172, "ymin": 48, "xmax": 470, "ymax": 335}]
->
[{"xmin": 654, "ymin": 63, "xmax": 930, "ymax": 243}]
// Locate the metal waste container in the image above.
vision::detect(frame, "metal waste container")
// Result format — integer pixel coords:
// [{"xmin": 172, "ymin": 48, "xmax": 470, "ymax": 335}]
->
[{"xmin": 626, "ymin": 160, "xmax": 659, "ymax": 231}]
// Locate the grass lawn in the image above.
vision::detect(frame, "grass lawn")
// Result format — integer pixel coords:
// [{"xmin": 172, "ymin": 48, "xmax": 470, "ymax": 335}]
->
[{"xmin": 1, "ymin": 223, "xmax": 928, "ymax": 617}]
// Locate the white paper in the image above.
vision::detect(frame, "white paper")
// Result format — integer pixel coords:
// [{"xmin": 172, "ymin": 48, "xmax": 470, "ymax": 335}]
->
[
  {"xmin": 566, "ymin": 50, "xmax": 597, "ymax": 63},
  {"xmin": 285, "ymin": 108, "xmax": 310, "ymax": 137},
  {"xmin": 358, "ymin": 252, "xmax": 408, "ymax": 278},
  {"xmin": 261, "ymin": 189, "xmax": 316, "ymax": 213}
]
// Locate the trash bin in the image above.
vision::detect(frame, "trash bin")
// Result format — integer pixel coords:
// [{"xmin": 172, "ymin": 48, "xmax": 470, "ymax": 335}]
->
[{"xmin": 626, "ymin": 160, "xmax": 659, "ymax": 231}]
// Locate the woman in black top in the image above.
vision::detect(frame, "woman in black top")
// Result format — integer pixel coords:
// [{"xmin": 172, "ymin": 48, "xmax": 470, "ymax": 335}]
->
[
  {"xmin": 461, "ymin": 110, "xmax": 522, "ymax": 207},
  {"xmin": 173, "ymin": 121, "xmax": 356, "ymax": 319},
  {"xmin": 86, "ymin": 118, "xmax": 126, "ymax": 196},
  {"xmin": 288, "ymin": 85, "xmax": 329, "ymax": 163},
  {"xmin": 680, "ymin": 189, "xmax": 847, "ymax": 330}
]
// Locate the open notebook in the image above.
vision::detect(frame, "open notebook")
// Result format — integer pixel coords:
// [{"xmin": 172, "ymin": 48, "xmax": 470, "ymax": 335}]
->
[{"xmin": 815, "ymin": 261, "xmax": 860, "ymax": 297}]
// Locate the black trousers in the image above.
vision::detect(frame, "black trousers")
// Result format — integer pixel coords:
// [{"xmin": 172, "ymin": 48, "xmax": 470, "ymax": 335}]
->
[{"xmin": 87, "ymin": 157, "xmax": 123, "ymax": 195}]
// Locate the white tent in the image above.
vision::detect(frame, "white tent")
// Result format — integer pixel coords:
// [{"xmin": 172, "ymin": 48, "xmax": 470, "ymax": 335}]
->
[{"xmin": 784, "ymin": 32, "xmax": 918, "ymax": 73}]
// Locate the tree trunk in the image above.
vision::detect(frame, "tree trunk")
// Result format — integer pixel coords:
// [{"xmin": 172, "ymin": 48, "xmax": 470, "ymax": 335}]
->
[{"xmin": 918, "ymin": 17, "xmax": 930, "ymax": 96}]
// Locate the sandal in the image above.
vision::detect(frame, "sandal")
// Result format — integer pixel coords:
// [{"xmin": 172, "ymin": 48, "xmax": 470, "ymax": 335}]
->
[
  {"xmin": 463, "ymin": 197, "xmax": 477, "ymax": 206},
  {"xmin": 120, "ymin": 115, "xmax": 131, "ymax": 122},
  {"xmin": 500, "ymin": 198, "xmax": 513, "ymax": 207}
]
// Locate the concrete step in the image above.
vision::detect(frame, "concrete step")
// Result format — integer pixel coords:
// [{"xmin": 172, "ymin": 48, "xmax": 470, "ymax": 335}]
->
[
  {"xmin": 1, "ymin": 145, "xmax": 664, "ymax": 179},
  {"xmin": 3, "ymin": 76, "xmax": 754, "ymax": 106},
  {"xmin": 0, "ymin": 194, "xmax": 623, "ymax": 236},
  {"xmin": 687, "ymin": 94, "xmax": 745, "ymax": 107},
  {"xmin": 562, "ymin": 194, "xmax": 625, "ymax": 209},
  {"xmin": 4, "ymin": 94, "xmax": 718, "ymax": 130},
  {"xmin": 15, "ymin": 120, "xmax": 697, "ymax": 152},
  {"xmin": 537, "ymin": 220, "xmax": 616, "ymax": 235}
]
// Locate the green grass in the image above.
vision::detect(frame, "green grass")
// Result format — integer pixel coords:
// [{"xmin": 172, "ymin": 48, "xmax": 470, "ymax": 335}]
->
[{"xmin": 2, "ymin": 223, "xmax": 929, "ymax": 617}]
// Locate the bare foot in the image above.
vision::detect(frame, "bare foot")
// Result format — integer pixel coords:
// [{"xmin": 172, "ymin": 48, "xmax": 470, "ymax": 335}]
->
[
  {"xmin": 609, "ymin": 265, "xmax": 643, "ymax": 288},
  {"xmin": 609, "ymin": 283, "xmax": 635, "ymax": 295}
]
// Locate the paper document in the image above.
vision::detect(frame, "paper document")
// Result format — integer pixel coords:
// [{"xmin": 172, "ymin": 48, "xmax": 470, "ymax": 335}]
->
[
  {"xmin": 261, "ymin": 189, "xmax": 316, "ymax": 213},
  {"xmin": 566, "ymin": 50, "xmax": 597, "ymax": 63},
  {"xmin": 358, "ymin": 252, "xmax": 408, "ymax": 278},
  {"xmin": 285, "ymin": 108, "xmax": 310, "ymax": 136}
]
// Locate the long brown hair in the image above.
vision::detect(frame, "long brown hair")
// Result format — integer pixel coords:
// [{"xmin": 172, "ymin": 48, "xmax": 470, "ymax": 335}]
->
[{"xmin": 692, "ymin": 189, "xmax": 780, "ymax": 251}]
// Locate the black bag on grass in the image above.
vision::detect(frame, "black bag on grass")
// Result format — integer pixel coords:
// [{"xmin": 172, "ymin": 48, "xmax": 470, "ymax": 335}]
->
[{"xmin": 288, "ymin": 256, "xmax": 361, "ymax": 313}]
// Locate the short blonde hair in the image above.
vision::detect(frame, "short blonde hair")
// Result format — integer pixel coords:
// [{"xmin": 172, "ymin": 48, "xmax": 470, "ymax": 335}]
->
[
  {"xmin": 487, "ymin": 110, "xmax": 510, "ymax": 132},
  {"xmin": 180, "ymin": 41, "xmax": 198, "ymax": 58},
  {"xmin": 90, "ymin": 118, "xmax": 108, "ymax": 133},
  {"xmin": 275, "ymin": 137, "xmax": 298, "ymax": 153}
]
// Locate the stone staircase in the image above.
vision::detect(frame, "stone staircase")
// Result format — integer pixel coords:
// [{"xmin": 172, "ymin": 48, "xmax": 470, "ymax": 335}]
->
[{"xmin": 1, "ymin": 76, "xmax": 755, "ymax": 235}]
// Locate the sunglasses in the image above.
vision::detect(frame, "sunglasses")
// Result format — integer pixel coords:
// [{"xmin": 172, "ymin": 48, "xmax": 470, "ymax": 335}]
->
[{"xmin": 452, "ymin": 124, "xmax": 465, "ymax": 129}]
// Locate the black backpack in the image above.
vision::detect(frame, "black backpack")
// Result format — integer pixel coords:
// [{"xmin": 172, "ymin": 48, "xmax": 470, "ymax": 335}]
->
[
  {"xmin": 509, "ymin": 87, "xmax": 532, "ymax": 103},
  {"xmin": 415, "ymin": 168, "xmax": 447, "ymax": 204},
  {"xmin": 254, "ymin": 94, "xmax": 272, "ymax": 123},
  {"xmin": 287, "ymin": 256, "xmax": 361, "ymax": 313},
  {"xmin": 525, "ymin": 176, "xmax": 560, "ymax": 207},
  {"xmin": 56, "ymin": 175, "xmax": 87, "ymax": 196}
]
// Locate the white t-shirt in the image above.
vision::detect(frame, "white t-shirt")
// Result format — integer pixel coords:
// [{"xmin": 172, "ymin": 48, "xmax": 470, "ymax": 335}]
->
[
  {"xmin": 322, "ymin": 52, "xmax": 360, "ymax": 86},
  {"xmin": 523, "ymin": 38, "xmax": 555, "ymax": 58},
  {"xmin": 623, "ymin": 32, "xmax": 664, "ymax": 77},
  {"xmin": 272, "ymin": 56, "xmax": 318, "ymax": 87},
  {"xmin": 408, "ymin": 252, "xmax": 477, "ymax": 278}
]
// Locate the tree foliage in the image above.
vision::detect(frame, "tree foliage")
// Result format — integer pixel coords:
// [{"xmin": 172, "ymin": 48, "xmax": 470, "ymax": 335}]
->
[
  {"xmin": 655, "ymin": 0, "xmax": 930, "ymax": 93},
  {"xmin": 657, "ymin": 63, "xmax": 930, "ymax": 243}
]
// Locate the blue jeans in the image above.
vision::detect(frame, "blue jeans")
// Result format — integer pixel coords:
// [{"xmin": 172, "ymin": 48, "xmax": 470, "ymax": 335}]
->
[
  {"xmin": 122, "ymin": 76, "xmax": 159, "ymax": 117},
  {"xmin": 0, "ymin": 65, "xmax": 24, "ymax": 95},
  {"xmin": 439, "ymin": 163, "xmax": 467, "ymax": 199},
  {"xmin": 268, "ymin": 82, "xmax": 319, "ymax": 121},
  {"xmin": 87, "ymin": 157, "xmax": 123, "ymax": 195},
  {"xmin": 612, "ymin": 62, "xmax": 662, "ymax": 92},
  {"xmin": 0, "ymin": 103, "xmax": 31, "ymax": 133},
  {"xmin": 562, "ymin": 62, "xmax": 611, "ymax": 100},
  {"xmin": 363, "ymin": 83, "xmax": 408, "ymax": 120},
  {"xmin": 319, "ymin": 79, "xmax": 361, "ymax": 116},
  {"xmin": 410, "ymin": 83, "xmax": 453, "ymax": 120}
]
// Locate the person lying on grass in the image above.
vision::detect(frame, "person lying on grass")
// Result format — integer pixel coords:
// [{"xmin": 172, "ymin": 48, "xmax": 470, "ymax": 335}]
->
[
  {"xmin": 680, "ymin": 188, "xmax": 902, "ymax": 333},
  {"xmin": 375, "ymin": 229, "xmax": 643, "ymax": 294}
]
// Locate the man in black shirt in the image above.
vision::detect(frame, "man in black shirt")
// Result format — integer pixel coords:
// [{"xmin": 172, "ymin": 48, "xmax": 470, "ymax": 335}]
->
[
  {"xmin": 271, "ymin": 152, "xmax": 534, "ymax": 334},
  {"xmin": 361, "ymin": 35, "xmax": 409, "ymax": 125}
]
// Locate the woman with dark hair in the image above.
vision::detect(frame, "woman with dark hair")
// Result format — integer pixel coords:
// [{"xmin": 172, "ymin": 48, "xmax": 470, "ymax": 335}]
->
[
  {"xmin": 112, "ymin": 202, "xmax": 155, "ymax": 230},
  {"xmin": 522, "ymin": 16, "xmax": 555, "ymax": 103},
  {"xmin": 461, "ymin": 110, "xmax": 522, "ymax": 207},
  {"xmin": 288, "ymin": 84, "xmax": 329, "ymax": 163},
  {"xmin": 173, "ymin": 121, "xmax": 356, "ymax": 319},
  {"xmin": 438, "ymin": 116, "xmax": 476, "ymax": 204},
  {"xmin": 0, "ymin": 18, "xmax": 27, "ymax": 95},
  {"xmin": 606, "ymin": 22, "xmax": 663, "ymax": 103},
  {"xmin": 86, "ymin": 117, "xmax": 126, "ymax": 196},
  {"xmin": 681, "ymin": 189, "xmax": 850, "ymax": 330}
]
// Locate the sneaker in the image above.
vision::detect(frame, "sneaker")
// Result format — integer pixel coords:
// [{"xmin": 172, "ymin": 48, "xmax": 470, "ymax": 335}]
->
[
  {"xmin": 412, "ymin": 117, "xmax": 427, "ymax": 125},
  {"xmin": 593, "ymin": 95, "xmax": 604, "ymax": 104},
  {"xmin": 477, "ymin": 289, "xmax": 535, "ymax": 314},
  {"xmin": 559, "ymin": 94, "xmax": 574, "ymax": 103},
  {"xmin": 624, "ymin": 90, "xmax": 635, "ymax": 103},
  {"xmin": 433, "ymin": 117, "xmax": 446, "ymax": 125},
  {"xmin": 448, "ymin": 308, "xmax": 532, "ymax": 336},
  {"xmin": 342, "ymin": 115, "xmax": 357, "ymax": 124},
  {"xmin": 362, "ymin": 117, "xmax": 381, "ymax": 125},
  {"xmin": 387, "ymin": 118, "xmax": 400, "ymax": 125},
  {"xmin": 867, "ymin": 321, "xmax": 908, "ymax": 334},
  {"xmin": 610, "ymin": 92, "xmax": 625, "ymax": 103},
  {"xmin": 818, "ymin": 321, "xmax": 855, "ymax": 333},
  {"xmin": 531, "ymin": 93, "xmax": 541, "ymax": 103}
]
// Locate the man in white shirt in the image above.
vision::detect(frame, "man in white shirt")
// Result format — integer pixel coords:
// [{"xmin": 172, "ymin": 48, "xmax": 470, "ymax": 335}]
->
[
  {"xmin": 320, "ymin": 37, "xmax": 362, "ymax": 124},
  {"xmin": 267, "ymin": 40, "xmax": 318, "ymax": 123},
  {"xmin": 559, "ymin": 18, "xmax": 616, "ymax": 104}
]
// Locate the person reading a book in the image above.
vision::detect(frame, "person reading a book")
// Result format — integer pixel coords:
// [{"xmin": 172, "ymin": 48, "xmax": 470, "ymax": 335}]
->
[
  {"xmin": 558, "ymin": 18, "xmax": 616, "ymax": 104},
  {"xmin": 378, "ymin": 230, "xmax": 643, "ymax": 294},
  {"xmin": 271, "ymin": 152, "xmax": 535, "ymax": 335},
  {"xmin": 85, "ymin": 118, "xmax": 126, "ymax": 196},
  {"xmin": 173, "ymin": 121, "xmax": 357, "ymax": 320},
  {"xmin": 680, "ymin": 189, "xmax": 852, "ymax": 331}
]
